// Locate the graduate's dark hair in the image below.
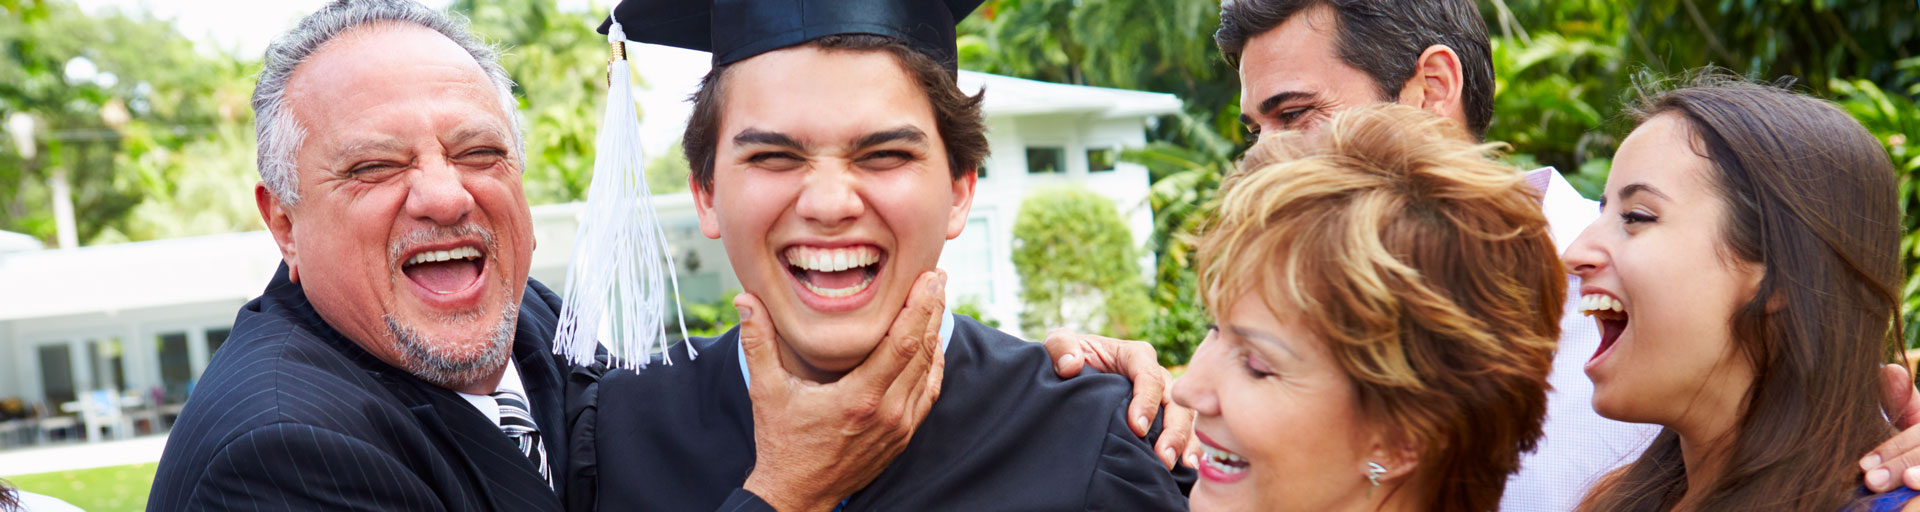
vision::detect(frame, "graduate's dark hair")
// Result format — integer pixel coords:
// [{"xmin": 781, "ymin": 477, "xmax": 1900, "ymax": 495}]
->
[
  {"xmin": 1576, "ymin": 73, "xmax": 1904, "ymax": 512},
  {"xmin": 682, "ymin": 34, "xmax": 988, "ymax": 193},
  {"xmin": 1215, "ymin": 0, "xmax": 1494, "ymax": 138}
]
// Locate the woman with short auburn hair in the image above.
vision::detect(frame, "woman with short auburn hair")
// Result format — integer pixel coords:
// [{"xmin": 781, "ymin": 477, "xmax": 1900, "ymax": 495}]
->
[{"xmin": 1173, "ymin": 103, "xmax": 1563, "ymax": 512}]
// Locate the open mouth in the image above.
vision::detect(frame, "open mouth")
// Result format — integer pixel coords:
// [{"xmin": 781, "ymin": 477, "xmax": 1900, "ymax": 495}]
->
[
  {"xmin": 1194, "ymin": 431, "xmax": 1250, "ymax": 483},
  {"xmin": 1201, "ymin": 443, "xmax": 1249, "ymax": 476},
  {"xmin": 781, "ymin": 245, "xmax": 884, "ymax": 299},
  {"xmin": 401, "ymin": 245, "xmax": 486, "ymax": 295},
  {"xmin": 1578, "ymin": 293, "xmax": 1628, "ymax": 361}
]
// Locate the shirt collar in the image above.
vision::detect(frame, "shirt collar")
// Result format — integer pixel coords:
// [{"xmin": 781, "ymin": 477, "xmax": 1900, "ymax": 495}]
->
[
  {"xmin": 740, "ymin": 306, "xmax": 954, "ymax": 387},
  {"xmin": 456, "ymin": 358, "xmax": 526, "ymax": 428},
  {"xmin": 1525, "ymin": 166, "xmax": 1601, "ymax": 256}
]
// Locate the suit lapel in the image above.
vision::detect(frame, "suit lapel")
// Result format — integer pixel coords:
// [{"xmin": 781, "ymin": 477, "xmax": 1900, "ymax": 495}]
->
[{"xmin": 392, "ymin": 376, "xmax": 562, "ymax": 512}]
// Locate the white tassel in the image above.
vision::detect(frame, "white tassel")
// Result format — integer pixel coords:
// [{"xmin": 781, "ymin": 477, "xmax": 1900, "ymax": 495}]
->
[{"xmin": 553, "ymin": 18, "xmax": 695, "ymax": 370}]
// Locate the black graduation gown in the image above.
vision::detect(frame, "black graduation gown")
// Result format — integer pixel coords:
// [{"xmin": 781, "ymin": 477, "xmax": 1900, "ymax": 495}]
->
[
  {"xmin": 569, "ymin": 314, "xmax": 1192, "ymax": 511},
  {"xmin": 148, "ymin": 264, "xmax": 572, "ymax": 511}
]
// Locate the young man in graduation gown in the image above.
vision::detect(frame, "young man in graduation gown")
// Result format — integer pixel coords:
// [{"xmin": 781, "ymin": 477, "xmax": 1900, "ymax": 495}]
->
[{"xmin": 569, "ymin": 1, "xmax": 1193, "ymax": 510}]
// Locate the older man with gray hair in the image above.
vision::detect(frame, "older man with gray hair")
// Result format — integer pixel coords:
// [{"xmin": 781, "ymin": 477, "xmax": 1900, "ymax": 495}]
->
[{"xmin": 146, "ymin": 1, "xmax": 963, "ymax": 509}]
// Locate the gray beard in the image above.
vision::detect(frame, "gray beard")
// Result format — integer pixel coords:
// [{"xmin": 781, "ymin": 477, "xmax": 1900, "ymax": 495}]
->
[{"xmin": 385, "ymin": 305, "xmax": 518, "ymax": 390}]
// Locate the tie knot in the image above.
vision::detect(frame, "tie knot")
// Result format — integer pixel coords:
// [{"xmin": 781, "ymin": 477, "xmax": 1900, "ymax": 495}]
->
[{"xmin": 490, "ymin": 389, "xmax": 537, "ymax": 433}]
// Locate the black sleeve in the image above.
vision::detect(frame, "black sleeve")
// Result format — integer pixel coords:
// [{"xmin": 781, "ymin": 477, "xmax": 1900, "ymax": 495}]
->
[
  {"xmin": 713, "ymin": 488, "xmax": 779, "ymax": 512},
  {"xmin": 185, "ymin": 423, "xmax": 448, "ymax": 512},
  {"xmin": 1084, "ymin": 403, "xmax": 1191, "ymax": 511},
  {"xmin": 564, "ymin": 353, "xmax": 610, "ymax": 512}
]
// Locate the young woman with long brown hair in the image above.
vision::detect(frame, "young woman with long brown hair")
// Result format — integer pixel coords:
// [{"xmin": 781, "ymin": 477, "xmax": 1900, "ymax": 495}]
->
[{"xmin": 1568, "ymin": 74, "xmax": 1914, "ymax": 511}]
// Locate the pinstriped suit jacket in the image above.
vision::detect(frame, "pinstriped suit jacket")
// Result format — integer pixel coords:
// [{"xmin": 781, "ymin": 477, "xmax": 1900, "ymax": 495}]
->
[{"xmin": 148, "ymin": 264, "xmax": 571, "ymax": 511}]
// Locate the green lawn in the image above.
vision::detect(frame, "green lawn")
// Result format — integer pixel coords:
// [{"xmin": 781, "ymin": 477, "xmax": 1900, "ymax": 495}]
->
[{"xmin": 7, "ymin": 462, "xmax": 157, "ymax": 512}]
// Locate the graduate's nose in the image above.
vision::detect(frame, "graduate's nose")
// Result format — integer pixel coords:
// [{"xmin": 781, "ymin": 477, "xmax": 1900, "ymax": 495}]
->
[
  {"xmin": 795, "ymin": 162, "xmax": 865, "ymax": 228},
  {"xmin": 404, "ymin": 156, "xmax": 475, "ymax": 226}
]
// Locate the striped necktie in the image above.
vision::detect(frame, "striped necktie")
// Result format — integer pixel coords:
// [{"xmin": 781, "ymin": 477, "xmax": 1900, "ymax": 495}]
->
[{"xmin": 489, "ymin": 388, "xmax": 551, "ymax": 487}]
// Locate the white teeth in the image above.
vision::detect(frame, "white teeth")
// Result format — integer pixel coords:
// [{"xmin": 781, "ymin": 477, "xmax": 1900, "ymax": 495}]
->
[
  {"xmin": 782, "ymin": 245, "xmax": 881, "ymax": 273},
  {"xmin": 1201, "ymin": 445, "xmax": 1248, "ymax": 475},
  {"xmin": 801, "ymin": 275, "xmax": 874, "ymax": 298},
  {"xmin": 1578, "ymin": 293, "xmax": 1626, "ymax": 316},
  {"xmin": 405, "ymin": 246, "xmax": 482, "ymax": 266}
]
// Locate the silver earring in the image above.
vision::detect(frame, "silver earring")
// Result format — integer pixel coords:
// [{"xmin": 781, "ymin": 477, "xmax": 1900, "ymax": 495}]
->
[{"xmin": 1366, "ymin": 461, "xmax": 1387, "ymax": 487}]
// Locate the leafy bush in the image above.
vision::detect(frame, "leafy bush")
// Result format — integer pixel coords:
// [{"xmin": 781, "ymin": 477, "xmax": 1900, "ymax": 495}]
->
[{"xmin": 1011, "ymin": 185, "xmax": 1153, "ymax": 340}]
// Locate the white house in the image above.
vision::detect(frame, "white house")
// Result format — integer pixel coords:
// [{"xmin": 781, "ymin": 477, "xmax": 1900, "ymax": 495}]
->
[{"xmin": 0, "ymin": 70, "xmax": 1180, "ymax": 445}]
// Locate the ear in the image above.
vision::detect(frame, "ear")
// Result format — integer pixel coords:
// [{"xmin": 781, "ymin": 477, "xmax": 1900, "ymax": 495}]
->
[
  {"xmin": 256, "ymin": 182, "xmax": 300, "ymax": 283},
  {"xmin": 1396, "ymin": 44, "xmax": 1466, "ymax": 128},
  {"xmin": 1363, "ymin": 432, "xmax": 1423, "ymax": 488},
  {"xmin": 690, "ymin": 175, "xmax": 723, "ymax": 239},
  {"xmin": 945, "ymin": 170, "xmax": 978, "ymax": 240},
  {"xmin": 1750, "ymin": 265, "xmax": 1779, "ymax": 314}
]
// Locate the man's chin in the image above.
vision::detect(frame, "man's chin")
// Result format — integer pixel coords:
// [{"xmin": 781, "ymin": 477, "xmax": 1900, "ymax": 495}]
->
[
  {"xmin": 777, "ymin": 332, "xmax": 887, "ymax": 381},
  {"xmin": 386, "ymin": 306, "xmax": 517, "ymax": 390}
]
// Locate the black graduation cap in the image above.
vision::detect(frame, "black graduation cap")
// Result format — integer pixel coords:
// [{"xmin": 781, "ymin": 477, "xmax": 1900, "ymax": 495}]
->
[{"xmin": 600, "ymin": 0, "xmax": 986, "ymax": 72}]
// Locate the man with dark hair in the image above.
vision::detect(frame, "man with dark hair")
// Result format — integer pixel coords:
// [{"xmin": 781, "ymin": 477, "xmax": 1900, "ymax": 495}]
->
[
  {"xmin": 1215, "ymin": 0, "xmax": 1495, "ymax": 139},
  {"xmin": 570, "ymin": 1, "xmax": 1192, "ymax": 510}
]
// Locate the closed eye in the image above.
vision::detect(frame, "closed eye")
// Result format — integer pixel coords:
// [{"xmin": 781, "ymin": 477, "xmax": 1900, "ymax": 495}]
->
[
  {"xmin": 860, "ymin": 150, "xmax": 915, "ymax": 169},
  {"xmin": 747, "ymin": 151, "xmax": 804, "ymax": 168},
  {"xmin": 1241, "ymin": 351, "xmax": 1274, "ymax": 379},
  {"xmin": 347, "ymin": 161, "xmax": 406, "ymax": 180}
]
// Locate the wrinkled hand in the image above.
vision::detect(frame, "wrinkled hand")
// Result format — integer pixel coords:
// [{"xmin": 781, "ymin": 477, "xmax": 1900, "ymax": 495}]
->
[
  {"xmin": 739, "ymin": 271, "xmax": 948, "ymax": 512},
  {"xmin": 1042, "ymin": 330, "xmax": 1193, "ymax": 469},
  {"xmin": 1861, "ymin": 364, "xmax": 1920, "ymax": 492}
]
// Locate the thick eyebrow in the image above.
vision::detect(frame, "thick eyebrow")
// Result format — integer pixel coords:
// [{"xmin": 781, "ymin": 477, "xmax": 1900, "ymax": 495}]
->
[
  {"xmin": 1227, "ymin": 324, "xmax": 1299, "ymax": 360},
  {"xmin": 732, "ymin": 128, "xmax": 804, "ymax": 149},
  {"xmin": 851, "ymin": 126, "xmax": 927, "ymax": 151},
  {"xmin": 1602, "ymin": 182, "xmax": 1673, "ymax": 209},
  {"xmin": 1238, "ymin": 90, "xmax": 1320, "ymax": 126}
]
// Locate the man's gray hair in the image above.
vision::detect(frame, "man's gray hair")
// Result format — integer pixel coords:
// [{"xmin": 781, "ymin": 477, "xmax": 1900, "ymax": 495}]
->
[{"xmin": 253, "ymin": 0, "xmax": 523, "ymax": 204}]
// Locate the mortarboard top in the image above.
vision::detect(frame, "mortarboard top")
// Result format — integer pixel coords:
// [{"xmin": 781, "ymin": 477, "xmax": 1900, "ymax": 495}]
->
[{"xmin": 600, "ymin": 0, "xmax": 986, "ymax": 72}]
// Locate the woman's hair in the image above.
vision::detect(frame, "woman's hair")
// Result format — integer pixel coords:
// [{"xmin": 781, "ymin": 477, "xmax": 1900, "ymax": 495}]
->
[
  {"xmin": 1, "ymin": 478, "xmax": 18, "ymax": 511},
  {"xmin": 1194, "ymin": 104, "xmax": 1563, "ymax": 511},
  {"xmin": 1578, "ymin": 73, "xmax": 1904, "ymax": 511}
]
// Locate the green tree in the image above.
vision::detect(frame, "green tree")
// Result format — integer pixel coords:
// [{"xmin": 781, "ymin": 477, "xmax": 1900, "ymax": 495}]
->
[
  {"xmin": 644, "ymin": 140, "xmax": 690, "ymax": 195},
  {"xmin": 1, "ymin": 0, "xmax": 259, "ymax": 245},
  {"xmin": 452, "ymin": 0, "xmax": 624, "ymax": 205},
  {"xmin": 1011, "ymin": 186, "xmax": 1153, "ymax": 340},
  {"xmin": 959, "ymin": 0, "xmax": 1243, "ymax": 145}
]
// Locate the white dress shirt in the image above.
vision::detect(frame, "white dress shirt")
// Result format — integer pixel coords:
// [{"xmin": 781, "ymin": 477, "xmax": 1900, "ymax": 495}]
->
[
  {"xmin": 454, "ymin": 359, "xmax": 551, "ymax": 465},
  {"xmin": 1499, "ymin": 167, "xmax": 1662, "ymax": 511}
]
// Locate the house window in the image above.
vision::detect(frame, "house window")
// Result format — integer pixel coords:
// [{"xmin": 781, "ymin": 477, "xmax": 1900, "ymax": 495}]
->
[
  {"xmin": 38, "ymin": 344, "xmax": 76, "ymax": 406},
  {"xmin": 1026, "ymin": 146, "xmax": 1065, "ymax": 174},
  {"xmin": 207, "ymin": 328, "xmax": 230, "ymax": 356},
  {"xmin": 1088, "ymin": 148, "xmax": 1117, "ymax": 173},
  {"xmin": 156, "ymin": 332, "xmax": 191, "ymax": 404}
]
